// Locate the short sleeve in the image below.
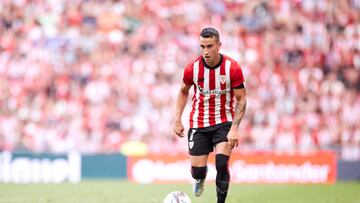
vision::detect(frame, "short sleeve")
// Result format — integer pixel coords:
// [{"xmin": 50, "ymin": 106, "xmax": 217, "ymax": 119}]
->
[
  {"xmin": 230, "ymin": 62, "xmax": 245, "ymax": 88},
  {"xmin": 182, "ymin": 63, "xmax": 194, "ymax": 86}
]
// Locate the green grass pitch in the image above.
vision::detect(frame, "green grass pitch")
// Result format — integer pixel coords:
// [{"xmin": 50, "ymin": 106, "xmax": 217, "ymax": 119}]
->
[{"xmin": 0, "ymin": 180, "xmax": 359, "ymax": 203}]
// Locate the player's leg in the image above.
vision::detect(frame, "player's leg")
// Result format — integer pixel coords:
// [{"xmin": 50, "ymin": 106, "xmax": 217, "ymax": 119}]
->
[
  {"xmin": 190, "ymin": 155, "xmax": 208, "ymax": 196},
  {"xmin": 213, "ymin": 122, "xmax": 232, "ymax": 203},
  {"xmin": 187, "ymin": 128, "xmax": 212, "ymax": 197},
  {"xmin": 215, "ymin": 142, "xmax": 232, "ymax": 203}
]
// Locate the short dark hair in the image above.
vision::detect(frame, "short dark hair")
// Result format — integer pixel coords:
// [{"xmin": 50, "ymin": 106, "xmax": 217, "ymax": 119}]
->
[{"xmin": 200, "ymin": 27, "xmax": 220, "ymax": 41}]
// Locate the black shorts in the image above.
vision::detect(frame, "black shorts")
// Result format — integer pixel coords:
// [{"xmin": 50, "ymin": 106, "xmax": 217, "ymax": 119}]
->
[{"xmin": 187, "ymin": 122, "xmax": 232, "ymax": 156}]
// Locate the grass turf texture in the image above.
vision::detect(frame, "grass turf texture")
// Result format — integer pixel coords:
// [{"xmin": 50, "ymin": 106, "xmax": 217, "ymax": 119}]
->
[{"xmin": 0, "ymin": 180, "xmax": 359, "ymax": 203}]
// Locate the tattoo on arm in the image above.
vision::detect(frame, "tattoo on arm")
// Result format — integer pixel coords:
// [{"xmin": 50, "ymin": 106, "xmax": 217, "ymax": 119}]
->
[{"xmin": 233, "ymin": 99, "xmax": 246, "ymax": 127}]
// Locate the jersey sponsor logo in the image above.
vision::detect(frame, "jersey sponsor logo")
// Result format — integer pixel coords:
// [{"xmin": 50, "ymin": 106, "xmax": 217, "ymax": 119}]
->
[{"xmin": 198, "ymin": 87, "xmax": 230, "ymax": 96}]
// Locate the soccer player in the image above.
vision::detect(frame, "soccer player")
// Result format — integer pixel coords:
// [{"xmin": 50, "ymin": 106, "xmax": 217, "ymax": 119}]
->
[{"xmin": 172, "ymin": 27, "xmax": 247, "ymax": 203}]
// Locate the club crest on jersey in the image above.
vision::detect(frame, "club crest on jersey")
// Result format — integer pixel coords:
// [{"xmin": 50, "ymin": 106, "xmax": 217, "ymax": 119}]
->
[{"xmin": 220, "ymin": 75, "xmax": 227, "ymax": 84}]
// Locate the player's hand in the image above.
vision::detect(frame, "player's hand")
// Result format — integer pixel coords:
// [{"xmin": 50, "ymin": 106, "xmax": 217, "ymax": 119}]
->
[
  {"xmin": 172, "ymin": 120, "xmax": 185, "ymax": 138},
  {"xmin": 227, "ymin": 128, "xmax": 239, "ymax": 149}
]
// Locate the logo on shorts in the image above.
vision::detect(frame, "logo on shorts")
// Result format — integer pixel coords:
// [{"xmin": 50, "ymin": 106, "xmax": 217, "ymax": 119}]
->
[
  {"xmin": 189, "ymin": 141, "xmax": 194, "ymax": 149},
  {"xmin": 188, "ymin": 129, "xmax": 196, "ymax": 149}
]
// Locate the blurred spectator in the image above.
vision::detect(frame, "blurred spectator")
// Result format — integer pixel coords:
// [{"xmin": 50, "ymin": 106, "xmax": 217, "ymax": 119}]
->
[{"xmin": 0, "ymin": 0, "xmax": 359, "ymax": 160}]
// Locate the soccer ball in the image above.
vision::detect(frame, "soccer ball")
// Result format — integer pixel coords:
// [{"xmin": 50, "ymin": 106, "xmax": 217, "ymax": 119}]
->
[{"xmin": 163, "ymin": 191, "xmax": 191, "ymax": 203}]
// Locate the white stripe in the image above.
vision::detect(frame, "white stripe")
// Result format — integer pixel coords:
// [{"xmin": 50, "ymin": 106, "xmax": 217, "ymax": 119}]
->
[
  {"xmin": 225, "ymin": 60, "xmax": 232, "ymax": 121},
  {"xmin": 203, "ymin": 68, "xmax": 210, "ymax": 127},
  {"xmin": 192, "ymin": 60, "xmax": 200, "ymax": 128},
  {"xmin": 215, "ymin": 67, "xmax": 222, "ymax": 124}
]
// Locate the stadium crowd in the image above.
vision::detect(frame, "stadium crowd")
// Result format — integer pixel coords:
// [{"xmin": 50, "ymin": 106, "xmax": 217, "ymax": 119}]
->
[{"xmin": 0, "ymin": 0, "xmax": 359, "ymax": 160}]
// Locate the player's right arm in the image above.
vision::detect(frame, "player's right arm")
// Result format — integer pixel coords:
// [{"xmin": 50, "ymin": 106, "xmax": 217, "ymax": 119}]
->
[{"xmin": 173, "ymin": 82, "xmax": 191, "ymax": 138}]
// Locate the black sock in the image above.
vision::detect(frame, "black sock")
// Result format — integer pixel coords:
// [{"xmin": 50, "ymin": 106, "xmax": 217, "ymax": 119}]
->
[
  {"xmin": 191, "ymin": 166, "xmax": 207, "ymax": 180},
  {"xmin": 216, "ymin": 154, "xmax": 230, "ymax": 203}
]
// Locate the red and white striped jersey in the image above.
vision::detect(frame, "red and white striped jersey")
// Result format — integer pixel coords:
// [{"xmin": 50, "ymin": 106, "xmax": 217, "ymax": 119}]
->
[{"xmin": 183, "ymin": 54, "xmax": 245, "ymax": 129}]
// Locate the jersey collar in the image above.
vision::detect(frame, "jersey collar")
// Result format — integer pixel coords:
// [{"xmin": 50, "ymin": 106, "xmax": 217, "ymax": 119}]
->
[{"xmin": 202, "ymin": 54, "xmax": 223, "ymax": 69}]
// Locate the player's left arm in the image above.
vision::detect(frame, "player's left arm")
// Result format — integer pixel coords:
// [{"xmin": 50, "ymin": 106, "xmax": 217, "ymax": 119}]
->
[
  {"xmin": 227, "ymin": 61, "xmax": 246, "ymax": 148},
  {"xmin": 227, "ymin": 86, "xmax": 247, "ymax": 148}
]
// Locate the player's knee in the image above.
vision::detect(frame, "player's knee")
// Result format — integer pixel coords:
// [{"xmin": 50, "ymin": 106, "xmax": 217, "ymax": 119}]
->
[
  {"xmin": 191, "ymin": 166, "xmax": 207, "ymax": 180},
  {"xmin": 215, "ymin": 154, "xmax": 229, "ymax": 179}
]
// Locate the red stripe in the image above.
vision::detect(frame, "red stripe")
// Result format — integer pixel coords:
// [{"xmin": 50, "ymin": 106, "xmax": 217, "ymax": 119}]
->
[
  {"xmin": 209, "ymin": 69, "xmax": 216, "ymax": 126},
  {"xmin": 220, "ymin": 61, "xmax": 227, "ymax": 123},
  {"xmin": 197, "ymin": 61, "xmax": 205, "ymax": 128}
]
